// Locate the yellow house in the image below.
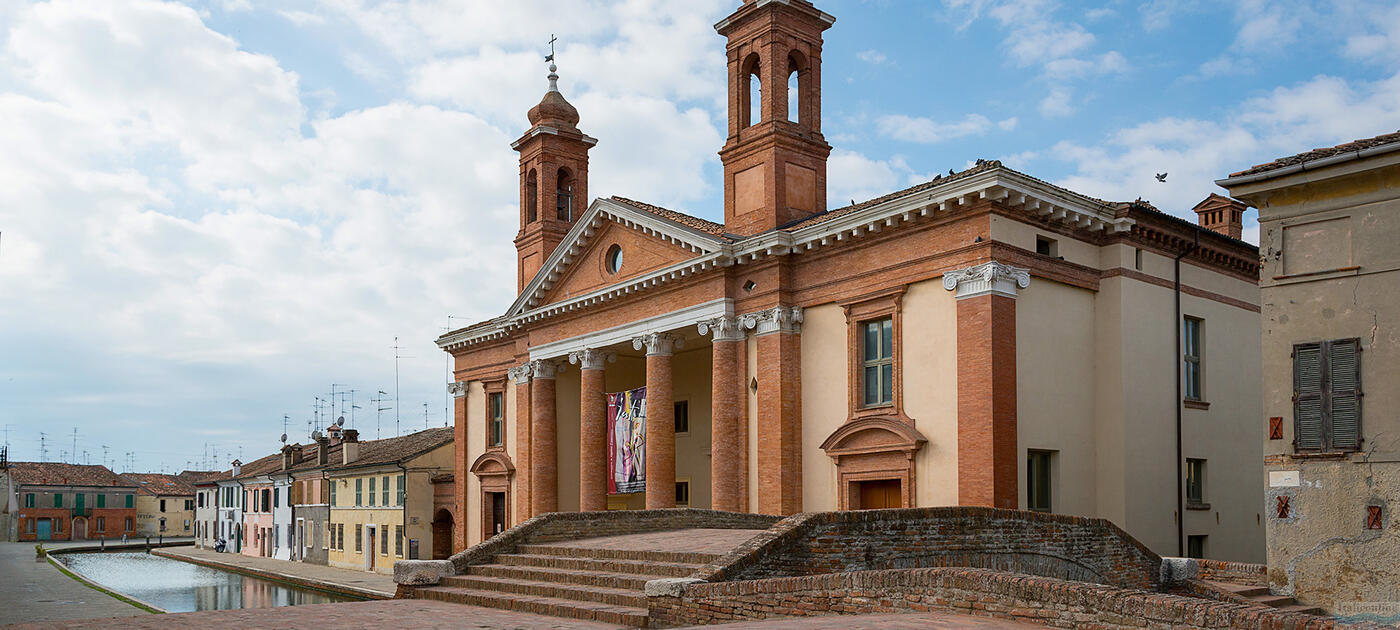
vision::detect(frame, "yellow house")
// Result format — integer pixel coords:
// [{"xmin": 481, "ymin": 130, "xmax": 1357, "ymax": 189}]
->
[
  {"xmin": 326, "ymin": 427, "xmax": 453, "ymax": 574},
  {"xmin": 121, "ymin": 473, "xmax": 199, "ymax": 537}
]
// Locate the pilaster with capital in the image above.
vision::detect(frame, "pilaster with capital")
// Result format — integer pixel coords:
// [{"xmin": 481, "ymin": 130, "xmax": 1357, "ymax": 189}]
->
[
  {"xmin": 697, "ymin": 314, "xmax": 746, "ymax": 342},
  {"xmin": 510, "ymin": 361, "xmax": 533, "ymax": 521},
  {"xmin": 568, "ymin": 348, "xmax": 616, "ymax": 371},
  {"xmin": 942, "ymin": 261, "xmax": 1031, "ymax": 299},
  {"xmin": 740, "ymin": 306, "xmax": 804, "ymax": 335},
  {"xmin": 632, "ymin": 332, "xmax": 684, "ymax": 356},
  {"xmin": 700, "ymin": 315, "xmax": 748, "ymax": 512},
  {"xmin": 632, "ymin": 334, "xmax": 680, "ymax": 508},
  {"xmin": 570, "ymin": 349, "xmax": 614, "ymax": 512}
]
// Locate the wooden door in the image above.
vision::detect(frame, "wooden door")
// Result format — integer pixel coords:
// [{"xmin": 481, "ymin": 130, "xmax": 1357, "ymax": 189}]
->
[
  {"xmin": 489, "ymin": 493, "xmax": 506, "ymax": 536},
  {"xmin": 367, "ymin": 527, "xmax": 376, "ymax": 571},
  {"xmin": 858, "ymin": 479, "xmax": 902, "ymax": 509}
]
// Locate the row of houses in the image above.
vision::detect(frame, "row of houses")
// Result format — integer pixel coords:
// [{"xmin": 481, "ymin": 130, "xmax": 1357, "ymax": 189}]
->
[
  {"xmin": 192, "ymin": 426, "xmax": 455, "ymax": 575},
  {"xmin": 0, "ymin": 462, "xmax": 217, "ymax": 542}
]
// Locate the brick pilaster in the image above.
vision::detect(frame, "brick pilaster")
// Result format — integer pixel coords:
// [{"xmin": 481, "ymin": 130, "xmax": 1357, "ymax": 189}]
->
[
  {"xmin": 636, "ymin": 333, "xmax": 680, "ymax": 509},
  {"xmin": 530, "ymin": 361, "xmax": 559, "ymax": 515},
  {"xmin": 577, "ymin": 357, "xmax": 608, "ymax": 512},
  {"xmin": 511, "ymin": 365, "xmax": 533, "ymax": 522},
  {"xmin": 756, "ymin": 330, "xmax": 803, "ymax": 515},
  {"xmin": 450, "ymin": 381, "xmax": 469, "ymax": 552},
  {"xmin": 710, "ymin": 338, "xmax": 745, "ymax": 512}
]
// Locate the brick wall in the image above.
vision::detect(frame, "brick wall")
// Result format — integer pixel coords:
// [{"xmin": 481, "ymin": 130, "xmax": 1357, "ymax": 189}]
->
[
  {"xmin": 695, "ymin": 507, "xmax": 1162, "ymax": 591},
  {"xmin": 444, "ymin": 508, "xmax": 780, "ymax": 574},
  {"xmin": 1195, "ymin": 559, "xmax": 1267, "ymax": 587},
  {"xmin": 648, "ymin": 567, "xmax": 1388, "ymax": 629}
]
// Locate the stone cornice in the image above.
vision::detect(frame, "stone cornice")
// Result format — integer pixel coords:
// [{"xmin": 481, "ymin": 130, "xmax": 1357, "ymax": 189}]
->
[{"xmin": 943, "ymin": 261, "xmax": 1031, "ymax": 299}]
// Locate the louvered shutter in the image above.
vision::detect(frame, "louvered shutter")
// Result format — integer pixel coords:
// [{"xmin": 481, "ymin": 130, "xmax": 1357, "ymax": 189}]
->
[
  {"xmin": 1328, "ymin": 339, "xmax": 1361, "ymax": 450},
  {"xmin": 1293, "ymin": 343, "xmax": 1324, "ymax": 450}
]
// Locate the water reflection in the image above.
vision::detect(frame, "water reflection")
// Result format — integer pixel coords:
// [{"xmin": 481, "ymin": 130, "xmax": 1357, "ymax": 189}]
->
[{"xmin": 58, "ymin": 552, "xmax": 352, "ymax": 613}]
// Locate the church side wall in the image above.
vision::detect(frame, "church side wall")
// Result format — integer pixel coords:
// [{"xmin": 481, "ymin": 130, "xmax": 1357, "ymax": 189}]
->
[
  {"xmin": 799, "ymin": 303, "xmax": 845, "ymax": 512},
  {"xmin": 465, "ymin": 380, "xmax": 485, "ymax": 546},
  {"xmin": 901, "ymin": 280, "xmax": 960, "ymax": 508}
]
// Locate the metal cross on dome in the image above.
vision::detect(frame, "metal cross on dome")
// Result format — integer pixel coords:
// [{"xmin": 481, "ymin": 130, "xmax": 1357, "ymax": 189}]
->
[{"xmin": 545, "ymin": 33, "xmax": 557, "ymax": 63}]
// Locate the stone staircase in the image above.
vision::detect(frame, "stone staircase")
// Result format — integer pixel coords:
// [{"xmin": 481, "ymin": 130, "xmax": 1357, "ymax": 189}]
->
[
  {"xmin": 1205, "ymin": 581, "xmax": 1325, "ymax": 616},
  {"xmin": 415, "ymin": 541, "xmax": 722, "ymax": 627}
]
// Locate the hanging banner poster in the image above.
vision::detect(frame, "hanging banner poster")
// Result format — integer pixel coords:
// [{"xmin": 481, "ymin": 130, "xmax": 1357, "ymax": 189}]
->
[{"xmin": 607, "ymin": 386, "xmax": 647, "ymax": 495}]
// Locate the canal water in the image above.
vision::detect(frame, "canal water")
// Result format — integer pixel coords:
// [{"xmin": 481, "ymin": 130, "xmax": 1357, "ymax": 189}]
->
[{"xmin": 58, "ymin": 552, "xmax": 354, "ymax": 613}]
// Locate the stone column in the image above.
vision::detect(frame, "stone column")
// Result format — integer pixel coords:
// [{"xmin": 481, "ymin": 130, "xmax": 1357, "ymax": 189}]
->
[
  {"xmin": 742, "ymin": 306, "xmax": 804, "ymax": 516},
  {"xmin": 633, "ymin": 332, "xmax": 682, "ymax": 509},
  {"xmin": 699, "ymin": 315, "xmax": 747, "ymax": 513},
  {"xmin": 507, "ymin": 363, "xmax": 533, "ymax": 521},
  {"xmin": 570, "ymin": 349, "xmax": 615, "ymax": 512},
  {"xmin": 943, "ymin": 261, "xmax": 1029, "ymax": 509},
  {"xmin": 448, "ymin": 380, "xmax": 469, "ymax": 552},
  {"xmin": 530, "ymin": 360, "xmax": 560, "ymax": 515}
]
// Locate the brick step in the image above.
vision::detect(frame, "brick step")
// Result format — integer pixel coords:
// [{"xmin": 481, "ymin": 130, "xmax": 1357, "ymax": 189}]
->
[
  {"xmin": 517, "ymin": 543, "xmax": 720, "ymax": 565},
  {"xmin": 468, "ymin": 563, "xmax": 652, "ymax": 590},
  {"xmin": 416, "ymin": 585, "xmax": 647, "ymax": 627},
  {"xmin": 1206, "ymin": 581, "xmax": 1270, "ymax": 598},
  {"xmin": 1274, "ymin": 604, "xmax": 1325, "ymax": 616},
  {"xmin": 1251, "ymin": 594, "xmax": 1300, "ymax": 608},
  {"xmin": 440, "ymin": 574, "xmax": 647, "ymax": 608},
  {"xmin": 495, "ymin": 553, "xmax": 703, "ymax": 578}
]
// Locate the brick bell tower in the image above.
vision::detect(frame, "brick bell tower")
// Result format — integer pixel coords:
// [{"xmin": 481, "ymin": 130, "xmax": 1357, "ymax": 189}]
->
[
  {"xmin": 513, "ymin": 62, "xmax": 596, "ymax": 293},
  {"xmin": 717, "ymin": 0, "xmax": 834, "ymax": 236}
]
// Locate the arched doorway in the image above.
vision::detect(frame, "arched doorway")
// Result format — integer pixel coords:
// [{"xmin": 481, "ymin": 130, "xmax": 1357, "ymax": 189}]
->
[
  {"xmin": 820, "ymin": 416, "xmax": 927, "ymax": 510},
  {"xmin": 431, "ymin": 509, "xmax": 453, "ymax": 560},
  {"xmin": 72, "ymin": 517, "xmax": 88, "ymax": 540}
]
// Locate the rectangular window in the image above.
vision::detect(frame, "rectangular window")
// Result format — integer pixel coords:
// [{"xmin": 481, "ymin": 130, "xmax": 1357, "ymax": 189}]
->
[
  {"xmin": 675, "ymin": 480, "xmax": 690, "ymax": 507},
  {"xmin": 396, "ymin": 475, "xmax": 405, "ymax": 506},
  {"xmin": 1134, "ymin": 247, "xmax": 1143, "ymax": 271},
  {"xmin": 186, "ymin": 499, "xmax": 194, "ymax": 510},
  {"xmin": 1187, "ymin": 535, "xmax": 1206, "ymax": 559},
  {"xmin": 369, "ymin": 477, "xmax": 376, "ymax": 506},
  {"xmin": 126, "ymin": 494, "xmax": 133, "ymax": 509},
  {"xmin": 380, "ymin": 526, "xmax": 389, "ymax": 555},
  {"xmin": 1186, "ymin": 459, "xmax": 1206, "ymax": 505},
  {"xmin": 97, "ymin": 516, "xmax": 105, "ymax": 532},
  {"xmin": 1035, "ymin": 235, "xmax": 1058, "ymax": 257},
  {"xmin": 355, "ymin": 478, "xmax": 363, "ymax": 506},
  {"xmin": 1184, "ymin": 317, "xmax": 1203, "ymax": 400},
  {"xmin": 1294, "ymin": 338, "xmax": 1363, "ymax": 452},
  {"xmin": 382, "ymin": 476, "xmax": 389, "ymax": 506},
  {"xmin": 55, "ymin": 518, "xmax": 62, "ymax": 533},
  {"xmin": 339, "ymin": 524, "xmax": 345, "ymax": 550},
  {"xmin": 861, "ymin": 318, "xmax": 894, "ymax": 407},
  {"xmin": 24, "ymin": 493, "xmax": 34, "ymax": 508},
  {"xmin": 1027, "ymin": 450, "xmax": 1054, "ymax": 512},
  {"xmin": 54, "ymin": 493, "xmax": 63, "ymax": 508},
  {"xmin": 674, "ymin": 400, "xmax": 690, "ymax": 434},
  {"xmin": 489, "ymin": 392, "xmax": 504, "ymax": 447},
  {"xmin": 355, "ymin": 525, "xmax": 363, "ymax": 552},
  {"xmin": 395, "ymin": 525, "xmax": 404, "ymax": 557},
  {"xmin": 330, "ymin": 480, "xmax": 337, "ymax": 507},
  {"xmin": 160, "ymin": 499, "xmax": 167, "ymax": 513},
  {"xmin": 97, "ymin": 494, "xmax": 106, "ymax": 508}
]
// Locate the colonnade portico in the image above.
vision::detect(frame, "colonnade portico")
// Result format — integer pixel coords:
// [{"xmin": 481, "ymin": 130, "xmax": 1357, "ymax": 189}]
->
[{"xmin": 502, "ymin": 306, "xmax": 800, "ymax": 519}]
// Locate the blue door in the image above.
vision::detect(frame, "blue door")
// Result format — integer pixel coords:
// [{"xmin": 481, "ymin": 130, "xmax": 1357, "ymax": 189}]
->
[{"xmin": 36, "ymin": 519, "xmax": 52, "ymax": 541}]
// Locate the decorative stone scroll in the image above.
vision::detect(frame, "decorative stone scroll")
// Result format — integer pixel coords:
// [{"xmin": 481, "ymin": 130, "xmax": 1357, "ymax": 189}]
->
[
  {"xmin": 507, "ymin": 363, "xmax": 533, "ymax": 385},
  {"xmin": 942, "ymin": 261, "xmax": 1031, "ymax": 299},
  {"xmin": 568, "ymin": 348, "xmax": 616, "ymax": 370},
  {"xmin": 447, "ymin": 381, "xmax": 468, "ymax": 399},
  {"xmin": 632, "ymin": 332, "xmax": 684, "ymax": 356},
  {"xmin": 740, "ymin": 306, "xmax": 803, "ymax": 335},
  {"xmin": 531, "ymin": 359, "xmax": 564, "ymax": 380},
  {"xmin": 696, "ymin": 315, "xmax": 745, "ymax": 342}
]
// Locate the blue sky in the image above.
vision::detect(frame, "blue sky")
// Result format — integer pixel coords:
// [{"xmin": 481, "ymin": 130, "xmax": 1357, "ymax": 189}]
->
[{"xmin": 1, "ymin": 0, "xmax": 1398, "ymax": 473}]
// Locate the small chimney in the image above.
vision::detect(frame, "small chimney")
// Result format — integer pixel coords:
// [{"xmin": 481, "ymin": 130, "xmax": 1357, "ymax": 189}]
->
[
  {"xmin": 231, "ymin": 459, "xmax": 242, "ymax": 477},
  {"xmin": 342, "ymin": 429, "xmax": 360, "ymax": 465},
  {"xmin": 281, "ymin": 445, "xmax": 293, "ymax": 471},
  {"xmin": 291, "ymin": 444, "xmax": 304, "ymax": 466},
  {"xmin": 327, "ymin": 424, "xmax": 343, "ymax": 446},
  {"xmin": 316, "ymin": 434, "xmax": 330, "ymax": 466},
  {"xmin": 1192, "ymin": 194, "xmax": 1246, "ymax": 240}
]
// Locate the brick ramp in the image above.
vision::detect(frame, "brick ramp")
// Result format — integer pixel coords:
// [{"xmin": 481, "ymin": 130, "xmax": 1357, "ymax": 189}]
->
[
  {"xmin": 414, "ymin": 540, "xmax": 720, "ymax": 627},
  {"xmin": 1206, "ymin": 580, "xmax": 1325, "ymax": 616}
]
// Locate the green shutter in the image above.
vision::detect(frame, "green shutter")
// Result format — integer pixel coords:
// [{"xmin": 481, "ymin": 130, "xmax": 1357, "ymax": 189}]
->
[
  {"xmin": 97, "ymin": 494, "xmax": 106, "ymax": 508},
  {"xmin": 1293, "ymin": 343, "xmax": 1325, "ymax": 450},
  {"xmin": 1328, "ymin": 339, "xmax": 1362, "ymax": 450},
  {"xmin": 125, "ymin": 494, "xmax": 133, "ymax": 508}
]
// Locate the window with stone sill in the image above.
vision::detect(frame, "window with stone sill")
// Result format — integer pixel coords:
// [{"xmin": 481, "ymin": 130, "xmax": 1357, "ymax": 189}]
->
[
  {"xmin": 842, "ymin": 286, "xmax": 905, "ymax": 419},
  {"xmin": 862, "ymin": 318, "xmax": 894, "ymax": 407},
  {"xmin": 488, "ymin": 389, "xmax": 505, "ymax": 448}
]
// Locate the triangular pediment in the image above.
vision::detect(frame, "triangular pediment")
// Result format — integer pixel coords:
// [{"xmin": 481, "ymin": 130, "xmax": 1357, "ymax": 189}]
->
[{"xmin": 506, "ymin": 198, "xmax": 729, "ymax": 317}]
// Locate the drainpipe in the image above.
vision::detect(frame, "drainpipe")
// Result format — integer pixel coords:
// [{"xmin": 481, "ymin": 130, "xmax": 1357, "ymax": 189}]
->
[
  {"xmin": 397, "ymin": 462, "xmax": 409, "ymax": 560},
  {"xmin": 1173, "ymin": 231, "xmax": 1200, "ymax": 558}
]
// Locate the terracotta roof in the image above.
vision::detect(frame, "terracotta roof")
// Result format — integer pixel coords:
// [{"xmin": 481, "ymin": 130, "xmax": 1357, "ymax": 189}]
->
[
  {"xmin": 1109, "ymin": 198, "xmax": 1258, "ymax": 251},
  {"xmin": 4, "ymin": 462, "xmax": 136, "ymax": 488},
  {"xmin": 1230, "ymin": 129, "xmax": 1400, "ymax": 178},
  {"xmin": 327, "ymin": 427, "xmax": 454, "ymax": 472},
  {"xmin": 609, "ymin": 196, "xmax": 730, "ymax": 238},
  {"xmin": 176, "ymin": 470, "xmax": 222, "ymax": 484},
  {"xmin": 229, "ymin": 451, "xmax": 286, "ymax": 483},
  {"xmin": 120, "ymin": 472, "xmax": 198, "ymax": 496}
]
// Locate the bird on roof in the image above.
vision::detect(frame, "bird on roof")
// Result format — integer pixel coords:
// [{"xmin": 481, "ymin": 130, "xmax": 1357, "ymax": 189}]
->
[{"xmin": 1155, "ymin": 172, "xmax": 1168, "ymax": 182}]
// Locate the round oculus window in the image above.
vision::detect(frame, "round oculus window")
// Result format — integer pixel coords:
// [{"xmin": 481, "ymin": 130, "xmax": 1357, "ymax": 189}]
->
[{"xmin": 605, "ymin": 244, "xmax": 623, "ymax": 274}]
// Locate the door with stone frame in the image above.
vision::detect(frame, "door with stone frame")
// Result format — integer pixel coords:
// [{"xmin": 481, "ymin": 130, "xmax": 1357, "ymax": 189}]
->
[{"xmin": 858, "ymin": 479, "xmax": 902, "ymax": 509}]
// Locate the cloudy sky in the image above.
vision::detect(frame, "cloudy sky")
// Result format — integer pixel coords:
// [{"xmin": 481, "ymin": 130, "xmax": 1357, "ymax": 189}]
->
[{"xmin": 2, "ymin": 0, "xmax": 1398, "ymax": 473}]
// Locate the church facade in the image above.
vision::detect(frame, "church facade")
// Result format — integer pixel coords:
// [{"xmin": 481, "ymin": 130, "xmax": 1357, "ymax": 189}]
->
[{"xmin": 440, "ymin": 0, "xmax": 1265, "ymax": 562}]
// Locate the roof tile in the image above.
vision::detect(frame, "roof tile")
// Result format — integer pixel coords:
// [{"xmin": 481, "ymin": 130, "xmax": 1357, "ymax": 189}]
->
[
  {"xmin": 4, "ymin": 462, "xmax": 137, "ymax": 487},
  {"xmin": 1231, "ymin": 129, "xmax": 1400, "ymax": 177}
]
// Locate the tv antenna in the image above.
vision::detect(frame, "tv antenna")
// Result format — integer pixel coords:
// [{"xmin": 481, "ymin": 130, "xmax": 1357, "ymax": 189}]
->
[
  {"xmin": 39, "ymin": 432, "xmax": 48, "ymax": 462},
  {"xmin": 372, "ymin": 390, "xmax": 391, "ymax": 440},
  {"xmin": 71, "ymin": 427, "xmax": 78, "ymax": 464},
  {"xmin": 282, "ymin": 414, "xmax": 290, "ymax": 443},
  {"xmin": 393, "ymin": 338, "xmax": 415, "ymax": 437}
]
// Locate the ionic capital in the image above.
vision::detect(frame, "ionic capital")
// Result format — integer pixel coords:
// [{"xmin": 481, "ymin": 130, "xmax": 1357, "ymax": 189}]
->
[
  {"xmin": 942, "ymin": 261, "xmax": 1030, "ymax": 299},
  {"xmin": 531, "ymin": 359, "xmax": 564, "ymax": 380},
  {"xmin": 632, "ymin": 332, "xmax": 684, "ymax": 356},
  {"xmin": 507, "ymin": 363, "xmax": 533, "ymax": 385},
  {"xmin": 697, "ymin": 315, "xmax": 745, "ymax": 342},
  {"xmin": 740, "ymin": 306, "xmax": 803, "ymax": 336},
  {"xmin": 447, "ymin": 381, "xmax": 468, "ymax": 399},
  {"xmin": 568, "ymin": 348, "xmax": 616, "ymax": 371}
]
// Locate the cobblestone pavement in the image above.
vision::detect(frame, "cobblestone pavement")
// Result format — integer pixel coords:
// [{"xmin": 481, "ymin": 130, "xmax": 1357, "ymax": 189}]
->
[
  {"xmin": 154, "ymin": 546, "xmax": 396, "ymax": 598},
  {"xmin": 0, "ymin": 541, "xmax": 148, "ymax": 625},
  {"xmin": 3, "ymin": 599, "xmax": 1044, "ymax": 630},
  {"xmin": 549, "ymin": 528, "xmax": 767, "ymax": 556}
]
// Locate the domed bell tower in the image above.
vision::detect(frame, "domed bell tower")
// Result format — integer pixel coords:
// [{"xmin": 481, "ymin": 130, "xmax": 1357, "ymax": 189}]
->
[
  {"xmin": 513, "ymin": 62, "xmax": 596, "ymax": 293},
  {"xmin": 717, "ymin": 0, "xmax": 834, "ymax": 236}
]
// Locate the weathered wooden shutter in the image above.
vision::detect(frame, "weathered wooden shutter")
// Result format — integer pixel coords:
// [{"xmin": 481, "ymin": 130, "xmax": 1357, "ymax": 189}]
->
[
  {"xmin": 1293, "ymin": 343, "xmax": 1324, "ymax": 450},
  {"xmin": 1328, "ymin": 339, "xmax": 1361, "ymax": 450}
]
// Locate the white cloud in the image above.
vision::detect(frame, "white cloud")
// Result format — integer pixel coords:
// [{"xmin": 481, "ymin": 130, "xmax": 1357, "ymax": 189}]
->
[
  {"xmin": 857, "ymin": 49, "xmax": 889, "ymax": 65},
  {"xmin": 827, "ymin": 149, "xmax": 911, "ymax": 208},
  {"xmin": 998, "ymin": 116, "xmax": 1019, "ymax": 131},
  {"xmin": 277, "ymin": 9, "xmax": 325, "ymax": 25},
  {"xmin": 876, "ymin": 113, "xmax": 994, "ymax": 143},
  {"xmin": 1039, "ymin": 86, "xmax": 1074, "ymax": 117}
]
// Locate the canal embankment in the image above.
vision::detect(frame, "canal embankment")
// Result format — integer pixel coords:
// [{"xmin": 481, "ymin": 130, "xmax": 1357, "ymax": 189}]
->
[{"xmin": 152, "ymin": 547, "xmax": 395, "ymax": 600}]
